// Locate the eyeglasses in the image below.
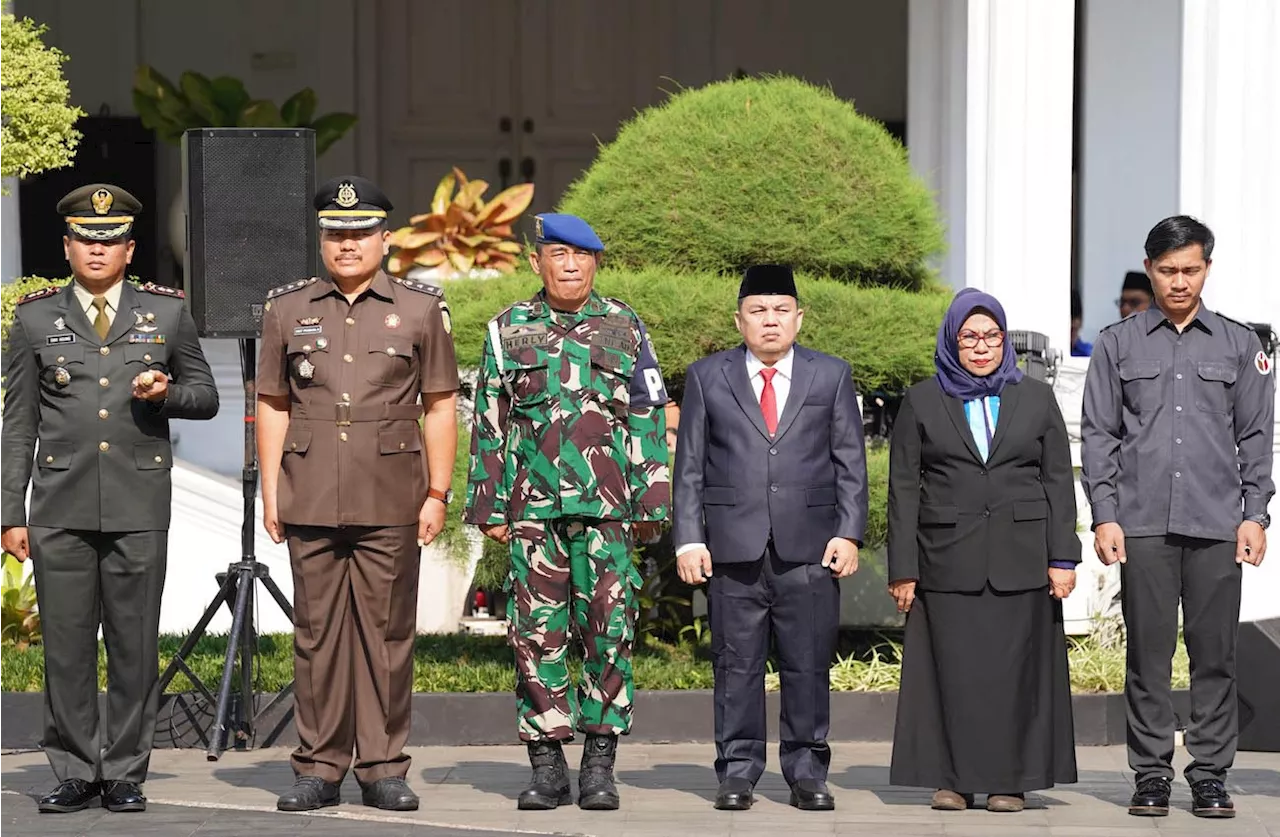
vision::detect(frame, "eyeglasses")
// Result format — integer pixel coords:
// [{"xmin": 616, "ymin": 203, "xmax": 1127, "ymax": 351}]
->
[{"xmin": 957, "ymin": 329, "xmax": 1005, "ymax": 349}]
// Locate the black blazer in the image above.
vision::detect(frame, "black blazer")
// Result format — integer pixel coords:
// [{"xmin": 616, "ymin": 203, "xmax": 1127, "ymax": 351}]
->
[
  {"xmin": 673, "ymin": 343, "xmax": 868, "ymax": 564},
  {"xmin": 887, "ymin": 376, "xmax": 1079, "ymax": 592}
]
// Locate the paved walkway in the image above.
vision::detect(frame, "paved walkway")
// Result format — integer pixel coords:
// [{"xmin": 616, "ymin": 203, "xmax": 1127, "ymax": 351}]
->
[{"xmin": 3, "ymin": 743, "xmax": 1279, "ymax": 836}]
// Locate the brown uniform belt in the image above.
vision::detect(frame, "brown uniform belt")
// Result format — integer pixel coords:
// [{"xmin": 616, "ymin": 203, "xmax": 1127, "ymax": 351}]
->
[{"xmin": 292, "ymin": 403, "xmax": 423, "ymax": 425}]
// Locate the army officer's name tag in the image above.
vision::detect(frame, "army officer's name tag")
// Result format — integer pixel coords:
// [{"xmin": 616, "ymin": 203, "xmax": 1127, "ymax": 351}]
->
[
  {"xmin": 293, "ymin": 325, "xmax": 323, "ymax": 336},
  {"xmin": 128, "ymin": 333, "xmax": 166, "ymax": 344},
  {"xmin": 500, "ymin": 324, "xmax": 548, "ymax": 353},
  {"xmin": 46, "ymin": 333, "xmax": 76, "ymax": 345}
]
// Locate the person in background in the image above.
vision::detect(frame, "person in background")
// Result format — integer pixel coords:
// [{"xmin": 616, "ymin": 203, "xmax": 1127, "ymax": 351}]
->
[
  {"xmin": 888, "ymin": 288, "xmax": 1079, "ymax": 813},
  {"xmin": 1071, "ymin": 290, "xmax": 1092, "ymax": 357},
  {"xmin": 1118, "ymin": 270, "xmax": 1154, "ymax": 320}
]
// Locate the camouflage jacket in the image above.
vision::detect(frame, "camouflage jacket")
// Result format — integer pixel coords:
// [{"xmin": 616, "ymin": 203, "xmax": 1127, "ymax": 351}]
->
[{"xmin": 464, "ymin": 290, "xmax": 670, "ymax": 526}]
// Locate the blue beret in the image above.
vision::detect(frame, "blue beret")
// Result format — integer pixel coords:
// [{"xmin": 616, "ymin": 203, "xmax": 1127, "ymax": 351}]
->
[{"xmin": 534, "ymin": 213, "xmax": 604, "ymax": 252}]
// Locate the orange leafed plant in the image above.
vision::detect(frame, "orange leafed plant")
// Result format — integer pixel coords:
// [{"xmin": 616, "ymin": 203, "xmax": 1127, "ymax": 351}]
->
[{"xmin": 386, "ymin": 167, "xmax": 534, "ymax": 276}]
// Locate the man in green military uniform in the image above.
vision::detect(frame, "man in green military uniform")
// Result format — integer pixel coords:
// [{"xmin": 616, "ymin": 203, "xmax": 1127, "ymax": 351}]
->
[
  {"xmin": 465, "ymin": 213, "xmax": 670, "ymax": 811},
  {"xmin": 2, "ymin": 184, "xmax": 219, "ymax": 814}
]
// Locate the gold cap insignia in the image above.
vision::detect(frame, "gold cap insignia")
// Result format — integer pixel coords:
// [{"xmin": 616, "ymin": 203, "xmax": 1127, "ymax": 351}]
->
[
  {"xmin": 91, "ymin": 188, "xmax": 113, "ymax": 216},
  {"xmin": 335, "ymin": 181, "xmax": 359, "ymax": 209}
]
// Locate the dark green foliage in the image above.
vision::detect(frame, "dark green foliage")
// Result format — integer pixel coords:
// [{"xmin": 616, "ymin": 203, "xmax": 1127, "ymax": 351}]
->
[
  {"xmin": 443, "ymin": 269, "xmax": 949, "ymax": 400},
  {"xmin": 557, "ymin": 76, "xmax": 944, "ymax": 286}
]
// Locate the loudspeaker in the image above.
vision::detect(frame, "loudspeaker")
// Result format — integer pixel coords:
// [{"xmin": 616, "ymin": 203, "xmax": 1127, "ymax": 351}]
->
[
  {"xmin": 183, "ymin": 128, "xmax": 317, "ymax": 338},
  {"xmin": 1238, "ymin": 617, "xmax": 1280, "ymax": 752}
]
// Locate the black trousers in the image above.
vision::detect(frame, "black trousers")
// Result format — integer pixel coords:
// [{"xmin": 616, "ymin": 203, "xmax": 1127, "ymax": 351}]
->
[
  {"xmin": 29, "ymin": 527, "xmax": 168, "ymax": 784},
  {"xmin": 1122, "ymin": 535, "xmax": 1241, "ymax": 783},
  {"xmin": 707, "ymin": 545, "xmax": 840, "ymax": 786}
]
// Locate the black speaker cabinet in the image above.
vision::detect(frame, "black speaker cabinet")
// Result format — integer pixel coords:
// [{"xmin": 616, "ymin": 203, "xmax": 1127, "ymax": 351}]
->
[
  {"xmin": 1238, "ymin": 617, "xmax": 1280, "ymax": 752},
  {"xmin": 183, "ymin": 128, "xmax": 316, "ymax": 338}
]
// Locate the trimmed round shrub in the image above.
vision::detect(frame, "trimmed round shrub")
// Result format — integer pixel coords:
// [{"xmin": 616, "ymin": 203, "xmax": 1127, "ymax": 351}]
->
[{"xmin": 557, "ymin": 75, "xmax": 944, "ymax": 286}]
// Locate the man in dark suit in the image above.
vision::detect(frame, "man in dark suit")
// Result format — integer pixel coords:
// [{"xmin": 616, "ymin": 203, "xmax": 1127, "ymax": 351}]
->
[
  {"xmin": 673, "ymin": 264, "xmax": 868, "ymax": 812},
  {"xmin": 2, "ymin": 184, "xmax": 219, "ymax": 814}
]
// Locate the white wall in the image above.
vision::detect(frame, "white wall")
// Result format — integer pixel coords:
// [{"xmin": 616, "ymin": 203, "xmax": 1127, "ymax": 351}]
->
[{"xmin": 1076, "ymin": 0, "xmax": 1182, "ymax": 343}]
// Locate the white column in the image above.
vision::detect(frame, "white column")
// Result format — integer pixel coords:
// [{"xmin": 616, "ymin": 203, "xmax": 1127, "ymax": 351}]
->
[
  {"xmin": 1075, "ymin": 0, "xmax": 1181, "ymax": 343},
  {"xmin": 908, "ymin": 0, "xmax": 1076, "ymax": 353},
  {"xmin": 1, "ymin": 180, "xmax": 21, "ymax": 284},
  {"xmin": 1179, "ymin": 0, "xmax": 1280, "ymax": 622}
]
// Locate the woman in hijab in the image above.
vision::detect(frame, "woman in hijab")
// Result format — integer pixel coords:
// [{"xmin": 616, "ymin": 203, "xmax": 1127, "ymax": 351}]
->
[{"xmin": 887, "ymin": 288, "xmax": 1079, "ymax": 812}]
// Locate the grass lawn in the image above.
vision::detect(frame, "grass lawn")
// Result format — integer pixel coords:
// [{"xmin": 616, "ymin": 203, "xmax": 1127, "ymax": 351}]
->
[{"xmin": 0, "ymin": 629, "xmax": 1188, "ymax": 695}]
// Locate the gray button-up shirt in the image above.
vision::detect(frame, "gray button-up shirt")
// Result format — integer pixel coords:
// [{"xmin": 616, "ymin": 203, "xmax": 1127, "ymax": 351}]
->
[{"xmin": 1081, "ymin": 305, "xmax": 1274, "ymax": 541}]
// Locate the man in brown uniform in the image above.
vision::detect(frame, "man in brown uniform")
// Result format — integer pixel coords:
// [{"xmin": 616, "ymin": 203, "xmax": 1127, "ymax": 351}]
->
[{"xmin": 256, "ymin": 176, "xmax": 459, "ymax": 812}]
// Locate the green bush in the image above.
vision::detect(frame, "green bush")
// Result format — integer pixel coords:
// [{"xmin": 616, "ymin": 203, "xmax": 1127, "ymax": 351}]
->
[
  {"xmin": 0, "ymin": 14, "xmax": 84, "ymax": 187},
  {"xmin": 557, "ymin": 76, "xmax": 944, "ymax": 286},
  {"xmin": 444, "ymin": 268, "xmax": 949, "ymax": 400},
  {"xmin": 1, "ymin": 277, "xmax": 68, "ymax": 347}
]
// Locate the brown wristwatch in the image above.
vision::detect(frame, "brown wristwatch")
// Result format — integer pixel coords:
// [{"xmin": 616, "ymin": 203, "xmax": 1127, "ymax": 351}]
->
[{"xmin": 427, "ymin": 488, "xmax": 454, "ymax": 505}]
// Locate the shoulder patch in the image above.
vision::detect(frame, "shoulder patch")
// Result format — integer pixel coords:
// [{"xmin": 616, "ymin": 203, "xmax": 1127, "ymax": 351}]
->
[
  {"xmin": 391, "ymin": 276, "xmax": 443, "ymax": 297},
  {"xmin": 16, "ymin": 286, "xmax": 62, "ymax": 305},
  {"xmin": 267, "ymin": 277, "xmax": 318, "ymax": 300},
  {"xmin": 601, "ymin": 296, "xmax": 639, "ymax": 319},
  {"xmin": 137, "ymin": 281, "xmax": 185, "ymax": 299}
]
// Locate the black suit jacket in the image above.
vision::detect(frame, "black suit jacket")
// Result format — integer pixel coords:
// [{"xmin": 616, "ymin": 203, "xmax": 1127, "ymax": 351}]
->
[
  {"xmin": 886, "ymin": 376, "xmax": 1079, "ymax": 592},
  {"xmin": 673, "ymin": 343, "xmax": 868, "ymax": 564}
]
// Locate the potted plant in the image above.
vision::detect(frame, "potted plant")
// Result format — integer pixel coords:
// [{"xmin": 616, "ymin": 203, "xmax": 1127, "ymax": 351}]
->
[
  {"xmin": 386, "ymin": 167, "xmax": 533, "ymax": 282},
  {"xmin": 131, "ymin": 65, "xmax": 357, "ymax": 263}
]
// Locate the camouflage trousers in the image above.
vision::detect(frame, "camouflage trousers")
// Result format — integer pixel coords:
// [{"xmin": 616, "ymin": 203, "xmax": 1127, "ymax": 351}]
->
[{"xmin": 507, "ymin": 517, "xmax": 640, "ymax": 742}]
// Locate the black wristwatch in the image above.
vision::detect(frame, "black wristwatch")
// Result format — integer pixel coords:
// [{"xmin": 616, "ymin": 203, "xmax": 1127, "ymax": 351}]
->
[{"xmin": 1245, "ymin": 513, "xmax": 1270, "ymax": 530}]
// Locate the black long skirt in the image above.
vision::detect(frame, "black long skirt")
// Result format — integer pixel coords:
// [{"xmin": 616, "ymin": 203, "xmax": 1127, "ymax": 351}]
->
[{"xmin": 889, "ymin": 584, "xmax": 1078, "ymax": 793}]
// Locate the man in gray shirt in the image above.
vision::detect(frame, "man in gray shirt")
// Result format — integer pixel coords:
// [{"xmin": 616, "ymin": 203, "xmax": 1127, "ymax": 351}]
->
[{"xmin": 1081, "ymin": 215, "xmax": 1273, "ymax": 820}]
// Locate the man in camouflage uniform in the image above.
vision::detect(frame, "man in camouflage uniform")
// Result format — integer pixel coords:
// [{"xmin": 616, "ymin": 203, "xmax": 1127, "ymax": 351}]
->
[{"xmin": 465, "ymin": 213, "xmax": 670, "ymax": 811}]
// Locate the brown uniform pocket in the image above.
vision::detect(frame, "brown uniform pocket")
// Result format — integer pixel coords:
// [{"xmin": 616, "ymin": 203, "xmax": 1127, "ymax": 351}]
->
[
  {"xmin": 368, "ymin": 336, "xmax": 414, "ymax": 388},
  {"xmin": 286, "ymin": 336, "xmax": 327, "ymax": 388}
]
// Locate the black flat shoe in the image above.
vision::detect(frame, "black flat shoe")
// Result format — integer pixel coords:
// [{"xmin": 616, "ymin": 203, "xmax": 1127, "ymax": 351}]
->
[
  {"xmin": 789, "ymin": 778, "xmax": 835, "ymax": 811},
  {"xmin": 714, "ymin": 777, "xmax": 754, "ymax": 811},
  {"xmin": 1128, "ymin": 776, "xmax": 1171, "ymax": 816},
  {"xmin": 360, "ymin": 777, "xmax": 419, "ymax": 811},
  {"xmin": 38, "ymin": 779, "xmax": 100, "ymax": 813},
  {"xmin": 101, "ymin": 780, "xmax": 146, "ymax": 812},
  {"xmin": 276, "ymin": 775, "xmax": 341, "ymax": 811},
  {"xmin": 1191, "ymin": 778, "xmax": 1235, "ymax": 818}
]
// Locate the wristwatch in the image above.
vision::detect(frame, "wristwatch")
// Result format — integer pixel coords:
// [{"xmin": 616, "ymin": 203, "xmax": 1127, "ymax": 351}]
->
[
  {"xmin": 427, "ymin": 488, "xmax": 454, "ymax": 505},
  {"xmin": 1245, "ymin": 513, "xmax": 1270, "ymax": 530}
]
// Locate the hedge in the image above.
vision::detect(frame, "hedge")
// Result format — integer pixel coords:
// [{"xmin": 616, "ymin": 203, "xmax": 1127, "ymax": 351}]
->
[{"xmin": 443, "ymin": 268, "xmax": 949, "ymax": 400}]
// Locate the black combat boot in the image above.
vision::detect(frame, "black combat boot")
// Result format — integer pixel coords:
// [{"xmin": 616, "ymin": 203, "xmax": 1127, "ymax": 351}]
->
[
  {"xmin": 578, "ymin": 733, "xmax": 620, "ymax": 810},
  {"xmin": 518, "ymin": 740, "xmax": 572, "ymax": 810}
]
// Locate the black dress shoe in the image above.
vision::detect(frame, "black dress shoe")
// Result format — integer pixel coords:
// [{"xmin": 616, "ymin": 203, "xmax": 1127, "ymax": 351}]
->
[
  {"xmin": 101, "ymin": 780, "xmax": 146, "ymax": 812},
  {"xmin": 277, "ymin": 776, "xmax": 341, "ymax": 811},
  {"xmin": 1191, "ymin": 778, "xmax": 1235, "ymax": 818},
  {"xmin": 360, "ymin": 777, "xmax": 419, "ymax": 811},
  {"xmin": 38, "ymin": 779, "xmax": 100, "ymax": 813},
  {"xmin": 1128, "ymin": 776, "xmax": 1171, "ymax": 816},
  {"xmin": 714, "ymin": 777, "xmax": 754, "ymax": 811},
  {"xmin": 789, "ymin": 778, "xmax": 835, "ymax": 811}
]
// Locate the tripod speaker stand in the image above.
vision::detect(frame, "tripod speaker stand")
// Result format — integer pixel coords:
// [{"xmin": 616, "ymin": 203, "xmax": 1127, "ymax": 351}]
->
[{"xmin": 157, "ymin": 338, "xmax": 294, "ymax": 759}]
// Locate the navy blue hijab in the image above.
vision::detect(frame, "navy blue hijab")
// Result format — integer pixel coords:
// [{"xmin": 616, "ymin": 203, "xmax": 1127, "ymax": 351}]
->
[{"xmin": 934, "ymin": 288, "xmax": 1023, "ymax": 400}]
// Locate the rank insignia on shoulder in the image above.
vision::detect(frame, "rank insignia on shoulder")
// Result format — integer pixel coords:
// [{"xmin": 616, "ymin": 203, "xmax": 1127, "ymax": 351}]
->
[
  {"xmin": 17, "ymin": 286, "xmax": 61, "ymax": 305},
  {"xmin": 139, "ymin": 282, "xmax": 185, "ymax": 299},
  {"xmin": 267, "ymin": 277, "xmax": 318, "ymax": 299},
  {"xmin": 392, "ymin": 276, "xmax": 443, "ymax": 297}
]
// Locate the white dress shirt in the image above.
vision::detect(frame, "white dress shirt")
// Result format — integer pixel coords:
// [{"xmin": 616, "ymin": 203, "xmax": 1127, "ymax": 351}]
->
[
  {"xmin": 72, "ymin": 279, "xmax": 124, "ymax": 327},
  {"xmin": 677, "ymin": 346, "xmax": 796, "ymax": 557}
]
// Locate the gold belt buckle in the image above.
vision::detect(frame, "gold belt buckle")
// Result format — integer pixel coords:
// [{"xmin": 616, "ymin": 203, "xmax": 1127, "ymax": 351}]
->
[{"xmin": 336, "ymin": 402, "xmax": 352, "ymax": 426}]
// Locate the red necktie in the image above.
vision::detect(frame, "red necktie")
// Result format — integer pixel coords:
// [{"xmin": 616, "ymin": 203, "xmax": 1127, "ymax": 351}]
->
[{"xmin": 759, "ymin": 367, "xmax": 779, "ymax": 436}]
